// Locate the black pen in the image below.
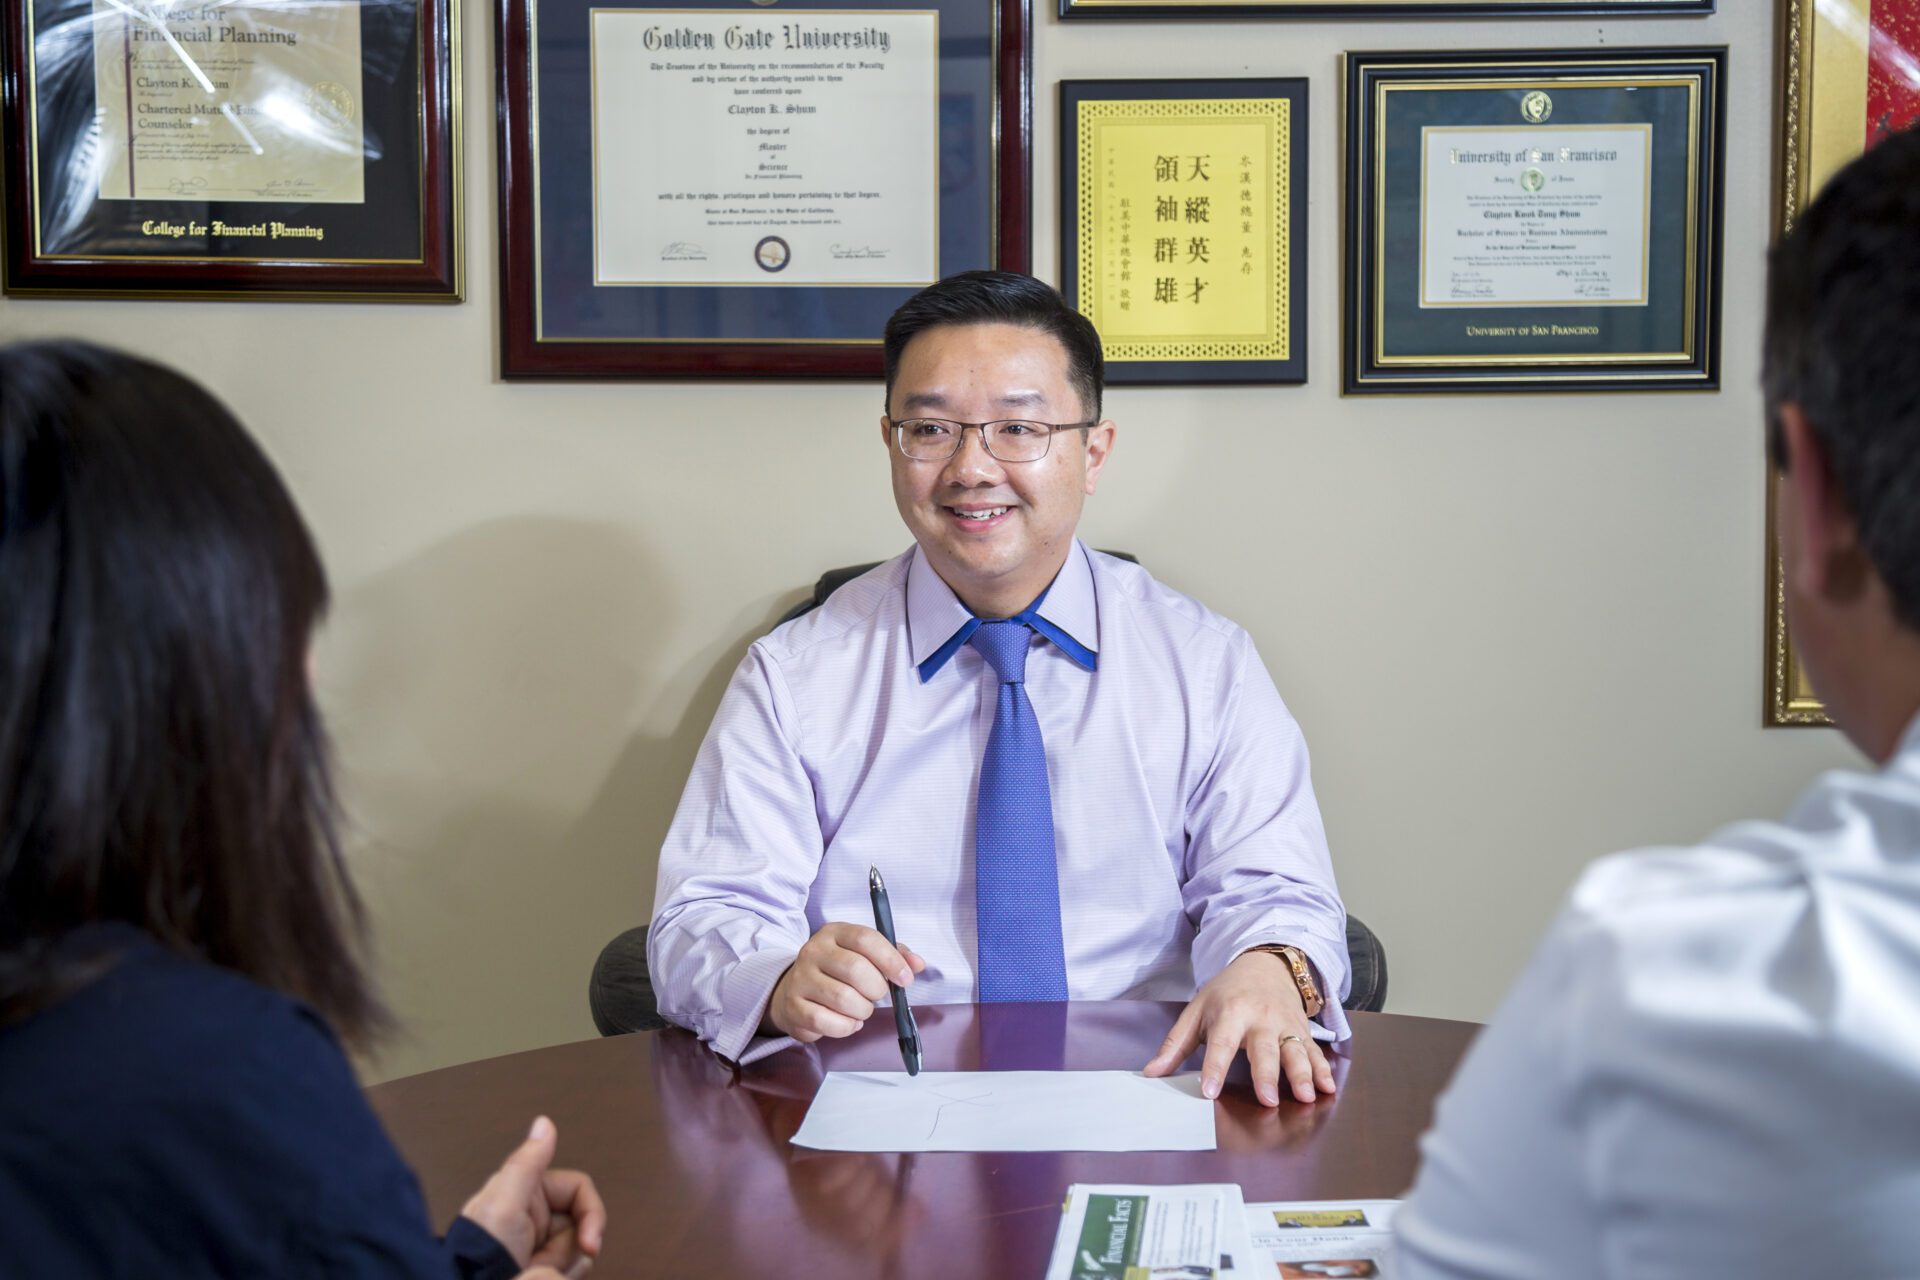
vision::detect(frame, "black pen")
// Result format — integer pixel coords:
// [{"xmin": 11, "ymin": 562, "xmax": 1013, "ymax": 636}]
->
[{"xmin": 868, "ymin": 865, "xmax": 922, "ymax": 1076}]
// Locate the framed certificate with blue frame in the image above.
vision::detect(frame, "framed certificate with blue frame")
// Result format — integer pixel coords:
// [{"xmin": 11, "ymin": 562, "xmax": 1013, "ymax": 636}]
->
[
  {"xmin": 1343, "ymin": 48, "xmax": 1725, "ymax": 395},
  {"xmin": 497, "ymin": 0, "xmax": 1030, "ymax": 378}
]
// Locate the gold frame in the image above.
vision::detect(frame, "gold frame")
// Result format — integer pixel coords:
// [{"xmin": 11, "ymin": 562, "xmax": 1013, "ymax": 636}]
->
[
  {"xmin": 1058, "ymin": 77, "xmax": 1308, "ymax": 386},
  {"xmin": 1074, "ymin": 96, "xmax": 1291, "ymax": 362},
  {"xmin": 1764, "ymin": 0, "xmax": 1886, "ymax": 726},
  {"xmin": 1374, "ymin": 83, "xmax": 1692, "ymax": 367}
]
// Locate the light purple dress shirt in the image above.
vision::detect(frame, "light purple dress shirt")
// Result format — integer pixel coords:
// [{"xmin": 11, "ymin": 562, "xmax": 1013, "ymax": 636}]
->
[{"xmin": 648, "ymin": 542, "xmax": 1349, "ymax": 1064}]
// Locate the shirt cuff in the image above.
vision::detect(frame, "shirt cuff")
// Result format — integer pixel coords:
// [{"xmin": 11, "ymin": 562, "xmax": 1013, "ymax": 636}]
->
[
  {"xmin": 442, "ymin": 1215, "xmax": 518, "ymax": 1280},
  {"xmin": 707, "ymin": 945, "xmax": 803, "ymax": 1064}
]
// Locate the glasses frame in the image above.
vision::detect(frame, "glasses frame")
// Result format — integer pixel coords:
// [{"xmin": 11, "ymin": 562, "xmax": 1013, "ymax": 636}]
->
[{"xmin": 886, "ymin": 417, "xmax": 1101, "ymax": 463}]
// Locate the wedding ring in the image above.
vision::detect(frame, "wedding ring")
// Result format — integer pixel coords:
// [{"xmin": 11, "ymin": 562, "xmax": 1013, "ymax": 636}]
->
[{"xmin": 1279, "ymin": 1034, "xmax": 1306, "ymax": 1049}]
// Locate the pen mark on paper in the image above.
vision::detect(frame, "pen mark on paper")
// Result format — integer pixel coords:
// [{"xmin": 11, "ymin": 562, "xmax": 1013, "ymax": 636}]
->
[{"xmin": 922, "ymin": 1087, "xmax": 995, "ymax": 1143}]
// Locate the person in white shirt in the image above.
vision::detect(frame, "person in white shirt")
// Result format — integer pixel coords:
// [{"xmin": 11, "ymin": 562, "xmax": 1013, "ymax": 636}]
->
[{"xmin": 1394, "ymin": 127, "xmax": 1920, "ymax": 1278}]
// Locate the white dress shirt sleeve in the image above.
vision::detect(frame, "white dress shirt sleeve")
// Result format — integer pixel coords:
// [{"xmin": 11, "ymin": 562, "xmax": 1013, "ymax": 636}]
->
[
  {"xmin": 648, "ymin": 645, "xmax": 821, "ymax": 1064},
  {"xmin": 1181, "ymin": 630, "xmax": 1352, "ymax": 1042}
]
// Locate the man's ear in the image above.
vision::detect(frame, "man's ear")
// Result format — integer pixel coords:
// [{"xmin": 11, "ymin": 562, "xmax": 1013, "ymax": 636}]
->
[
  {"xmin": 1082, "ymin": 420, "xmax": 1117, "ymax": 496},
  {"xmin": 879, "ymin": 413, "xmax": 894, "ymax": 449},
  {"xmin": 1778, "ymin": 403, "xmax": 1867, "ymax": 605}
]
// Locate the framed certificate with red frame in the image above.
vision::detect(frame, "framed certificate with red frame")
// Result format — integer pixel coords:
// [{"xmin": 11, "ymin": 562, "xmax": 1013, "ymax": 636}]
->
[
  {"xmin": 1, "ymin": 0, "xmax": 462, "ymax": 299},
  {"xmin": 494, "ymin": 0, "xmax": 1032, "ymax": 379}
]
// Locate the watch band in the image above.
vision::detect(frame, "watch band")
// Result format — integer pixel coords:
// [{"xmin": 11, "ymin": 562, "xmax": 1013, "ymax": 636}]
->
[{"xmin": 1246, "ymin": 944, "xmax": 1324, "ymax": 1019}]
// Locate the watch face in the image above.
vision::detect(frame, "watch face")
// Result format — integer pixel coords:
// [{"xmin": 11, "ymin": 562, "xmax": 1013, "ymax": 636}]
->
[{"xmin": 754, "ymin": 235, "xmax": 791, "ymax": 273}]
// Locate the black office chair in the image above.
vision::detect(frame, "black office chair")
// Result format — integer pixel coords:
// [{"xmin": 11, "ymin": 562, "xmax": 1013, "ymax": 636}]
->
[{"xmin": 591, "ymin": 558, "xmax": 1388, "ymax": 1035}]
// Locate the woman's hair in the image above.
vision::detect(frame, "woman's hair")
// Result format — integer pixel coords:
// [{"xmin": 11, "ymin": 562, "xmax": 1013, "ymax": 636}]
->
[{"xmin": 0, "ymin": 340, "xmax": 386, "ymax": 1045}]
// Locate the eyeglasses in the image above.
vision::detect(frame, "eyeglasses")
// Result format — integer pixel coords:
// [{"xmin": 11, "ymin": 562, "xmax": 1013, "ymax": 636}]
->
[{"xmin": 887, "ymin": 418, "xmax": 1098, "ymax": 463}]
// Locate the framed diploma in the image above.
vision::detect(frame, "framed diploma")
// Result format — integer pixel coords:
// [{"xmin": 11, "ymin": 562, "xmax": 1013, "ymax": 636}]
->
[
  {"xmin": 1060, "ymin": 78, "xmax": 1306, "ymax": 386},
  {"xmin": 496, "ymin": 0, "xmax": 1031, "ymax": 378},
  {"xmin": 1342, "ymin": 48, "xmax": 1726, "ymax": 396},
  {"xmin": 1061, "ymin": 1, "xmax": 1712, "ymax": 20},
  {"xmin": 1766, "ymin": 0, "xmax": 1919, "ymax": 726},
  {"xmin": 1, "ymin": 0, "xmax": 461, "ymax": 298}
]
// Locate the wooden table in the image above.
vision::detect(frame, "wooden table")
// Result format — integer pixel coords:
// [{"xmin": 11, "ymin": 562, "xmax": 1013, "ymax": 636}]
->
[{"xmin": 368, "ymin": 1002, "xmax": 1478, "ymax": 1278}]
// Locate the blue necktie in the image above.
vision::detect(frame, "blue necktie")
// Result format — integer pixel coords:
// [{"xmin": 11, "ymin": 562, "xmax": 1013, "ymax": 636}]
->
[{"xmin": 969, "ymin": 620, "xmax": 1069, "ymax": 1002}]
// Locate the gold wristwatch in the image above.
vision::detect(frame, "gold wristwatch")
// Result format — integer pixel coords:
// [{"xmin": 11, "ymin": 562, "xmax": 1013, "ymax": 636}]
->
[{"xmin": 1245, "ymin": 944, "xmax": 1323, "ymax": 1018}]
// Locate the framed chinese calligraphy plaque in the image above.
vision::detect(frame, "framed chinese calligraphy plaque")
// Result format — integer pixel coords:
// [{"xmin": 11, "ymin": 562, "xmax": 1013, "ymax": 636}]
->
[
  {"xmin": 1060, "ymin": 78, "xmax": 1306, "ymax": 386},
  {"xmin": 1, "ymin": 0, "xmax": 461, "ymax": 299},
  {"xmin": 1766, "ymin": 0, "xmax": 1920, "ymax": 726},
  {"xmin": 497, "ymin": 0, "xmax": 1031, "ymax": 378},
  {"xmin": 1342, "ymin": 48, "xmax": 1725, "ymax": 395}
]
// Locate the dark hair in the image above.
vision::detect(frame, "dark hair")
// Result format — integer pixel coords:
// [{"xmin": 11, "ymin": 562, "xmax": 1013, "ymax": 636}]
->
[
  {"xmin": 883, "ymin": 270, "xmax": 1105, "ymax": 420},
  {"xmin": 1763, "ymin": 127, "xmax": 1920, "ymax": 630},
  {"xmin": 0, "ymin": 341, "xmax": 386, "ymax": 1044}
]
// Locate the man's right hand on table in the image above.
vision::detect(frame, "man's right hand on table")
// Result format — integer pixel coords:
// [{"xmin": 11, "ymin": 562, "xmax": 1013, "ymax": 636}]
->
[{"xmin": 764, "ymin": 923, "xmax": 927, "ymax": 1042}]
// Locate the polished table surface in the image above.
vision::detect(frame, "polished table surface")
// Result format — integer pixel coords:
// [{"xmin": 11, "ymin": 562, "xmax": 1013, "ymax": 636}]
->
[{"xmin": 367, "ymin": 1003, "xmax": 1479, "ymax": 1278}]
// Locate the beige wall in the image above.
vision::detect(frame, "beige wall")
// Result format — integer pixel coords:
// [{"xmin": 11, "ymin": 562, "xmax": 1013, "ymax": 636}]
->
[{"xmin": 1, "ymin": 0, "xmax": 1859, "ymax": 1082}]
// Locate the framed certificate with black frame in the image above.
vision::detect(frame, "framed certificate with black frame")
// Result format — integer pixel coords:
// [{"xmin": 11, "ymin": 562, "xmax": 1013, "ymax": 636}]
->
[
  {"xmin": 1062, "ymin": 0, "xmax": 1711, "ymax": 18},
  {"xmin": 1343, "ymin": 48, "xmax": 1725, "ymax": 396},
  {"xmin": 1, "ymin": 0, "xmax": 461, "ymax": 299},
  {"xmin": 1060, "ymin": 78, "xmax": 1306, "ymax": 386},
  {"xmin": 496, "ymin": 0, "xmax": 1031, "ymax": 379}
]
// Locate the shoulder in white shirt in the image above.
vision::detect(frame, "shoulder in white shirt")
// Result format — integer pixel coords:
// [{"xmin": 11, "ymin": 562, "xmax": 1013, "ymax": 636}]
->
[{"xmin": 1393, "ymin": 720, "xmax": 1920, "ymax": 1279}]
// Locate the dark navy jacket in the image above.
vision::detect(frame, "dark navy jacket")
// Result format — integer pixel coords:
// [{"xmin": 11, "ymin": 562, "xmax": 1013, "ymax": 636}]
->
[{"xmin": 0, "ymin": 926, "xmax": 516, "ymax": 1279}]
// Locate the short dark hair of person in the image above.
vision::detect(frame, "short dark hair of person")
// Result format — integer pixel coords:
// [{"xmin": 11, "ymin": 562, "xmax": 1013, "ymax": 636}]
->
[
  {"xmin": 883, "ymin": 270, "xmax": 1105, "ymax": 422},
  {"xmin": 0, "ymin": 341, "xmax": 387, "ymax": 1045},
  {"xmin": 1763, "ymin": 126, "xmax": 1920, "ymax": 631}
]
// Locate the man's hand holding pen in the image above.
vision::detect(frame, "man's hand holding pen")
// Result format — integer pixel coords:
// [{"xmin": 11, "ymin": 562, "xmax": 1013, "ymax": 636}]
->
[{"xmin": 764, "ymin": 923, "xmax": 928, "ymax": 1043}]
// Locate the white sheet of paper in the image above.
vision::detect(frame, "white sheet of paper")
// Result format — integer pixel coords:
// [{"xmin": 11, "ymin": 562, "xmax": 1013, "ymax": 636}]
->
[{"xmin": 790, "ymin": 1070, "xmax": 1216, "ymax": 1152}]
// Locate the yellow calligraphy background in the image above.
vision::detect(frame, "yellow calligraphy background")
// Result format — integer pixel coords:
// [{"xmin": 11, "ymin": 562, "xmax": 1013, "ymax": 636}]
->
[{"xmin": 1076, "ymin": 98, "xmax": 1290, "ymax": 362}]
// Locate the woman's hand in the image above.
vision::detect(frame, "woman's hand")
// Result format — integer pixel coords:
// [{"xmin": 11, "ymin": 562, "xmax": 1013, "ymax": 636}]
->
[{"xmin": 461, "ymin": 1116, "xmax": 607, "ymax": 1276}]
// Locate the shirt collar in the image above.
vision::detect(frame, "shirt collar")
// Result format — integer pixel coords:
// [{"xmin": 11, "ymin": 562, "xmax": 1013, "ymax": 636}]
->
[{"xmin": 908, "ymin": 542, "xmax": 1100, "ymax": 682}]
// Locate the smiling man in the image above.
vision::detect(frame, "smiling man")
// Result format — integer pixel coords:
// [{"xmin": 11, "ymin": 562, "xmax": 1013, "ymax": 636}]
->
[{"xmin": 648, "ymin": 271, "xmax": 1348, "ymax": 1106}]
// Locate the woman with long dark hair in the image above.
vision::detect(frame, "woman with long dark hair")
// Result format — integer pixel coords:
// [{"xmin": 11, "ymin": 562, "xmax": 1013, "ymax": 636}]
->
[{"xmin": 0, "ymin": 341, "xmax": 605, "ymax": 1277}]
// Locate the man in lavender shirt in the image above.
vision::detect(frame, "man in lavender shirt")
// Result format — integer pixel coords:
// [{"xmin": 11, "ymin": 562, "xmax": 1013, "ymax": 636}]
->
[{"xmin": 648, "ymin": 271, "xmax": 1348, "ymax": 1107}]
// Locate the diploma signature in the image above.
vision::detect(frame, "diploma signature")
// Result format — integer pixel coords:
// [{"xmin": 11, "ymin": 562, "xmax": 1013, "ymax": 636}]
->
[
  {"xmin": 165, "ymin": 177, "xmax": 209, "ymax": 195},
  {"xmin": 243, "ymin": 179, "xmax": 321, "ymax": 198},
  {"xmin": 659, "ymin": 241, "xmax": 709, "ymax": 261},
  {"xmin": 829, "ymin": 244, "xmax": 889, "ymax": 260}
]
